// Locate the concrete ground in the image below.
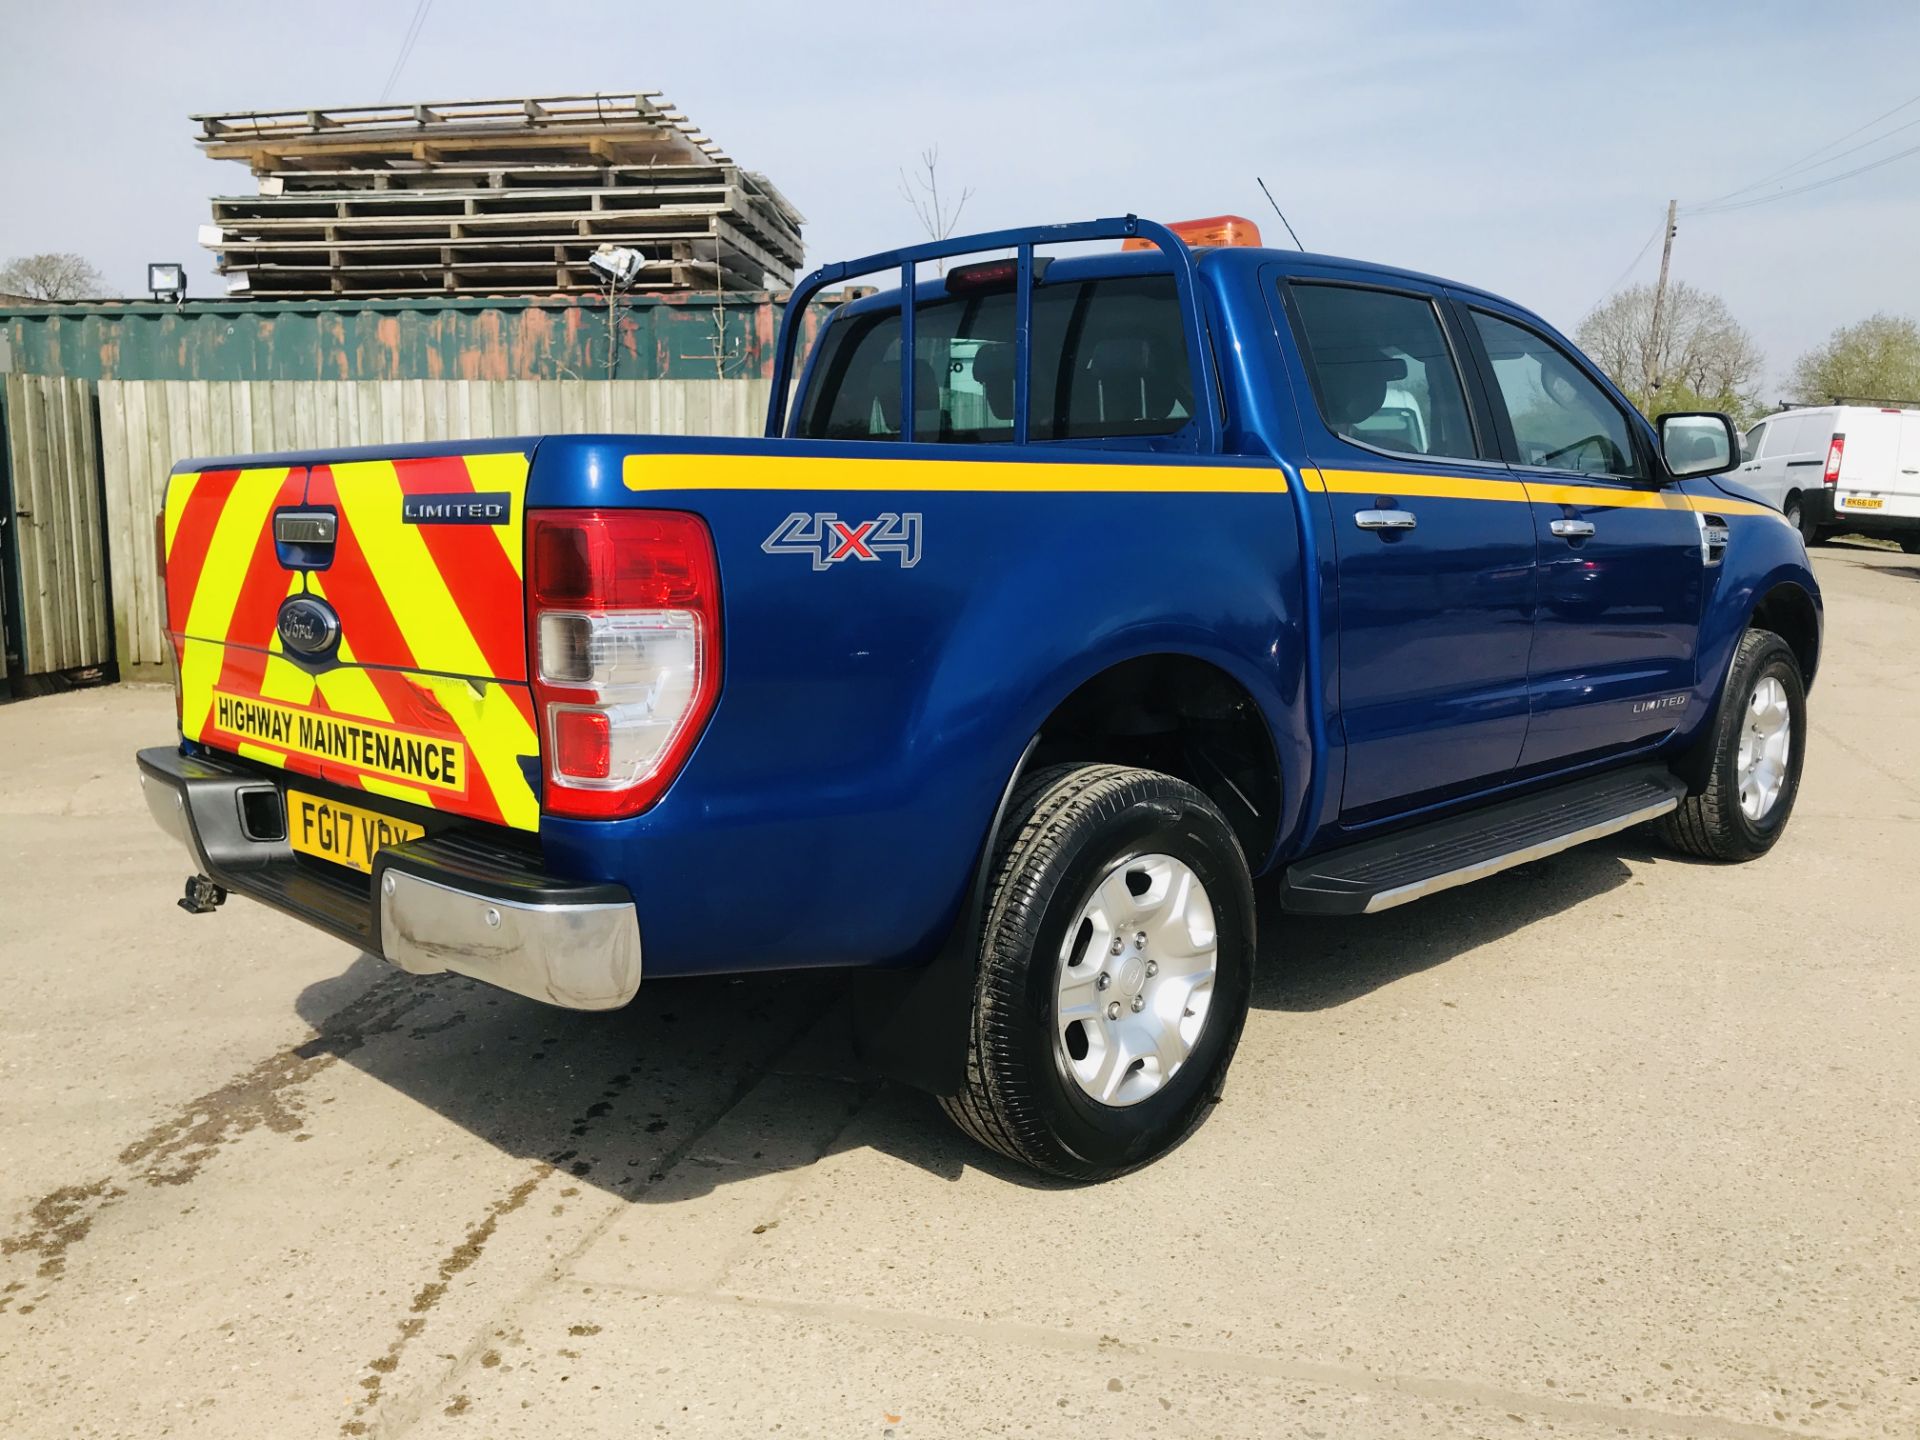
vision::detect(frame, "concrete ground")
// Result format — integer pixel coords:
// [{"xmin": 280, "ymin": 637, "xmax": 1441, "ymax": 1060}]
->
[{"xmin": 2, "ymin": 542, "xmax": 1916, "ymax": 1440}]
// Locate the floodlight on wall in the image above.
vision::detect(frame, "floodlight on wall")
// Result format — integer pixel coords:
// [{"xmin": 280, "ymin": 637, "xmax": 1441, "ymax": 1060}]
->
[{"xmin": 148, "ymin": 262, "xmax": 187, "ymax": 304}]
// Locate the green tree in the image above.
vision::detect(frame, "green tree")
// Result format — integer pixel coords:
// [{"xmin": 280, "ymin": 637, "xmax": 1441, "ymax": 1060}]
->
[
  {"xmin": 1577, "ymin": 281, "xmax": 1764, "ymax": 424},
  {"xmin": 1788, "ymin": 313, "xmax": 1920, "ymax": 404}
]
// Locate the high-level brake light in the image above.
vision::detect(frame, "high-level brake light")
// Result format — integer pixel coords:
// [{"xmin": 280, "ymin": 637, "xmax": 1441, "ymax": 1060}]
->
[
  {"xmin": 945, "ymin": 256, "xmax": 1054, "ymax": 293},
  {"xmin": 1822, "ymin": 433, "xmax": 1846, "ymax": 486},
  {"xmin": 527, "ymin": 509, "xmax": 721, "ymax": 819}
]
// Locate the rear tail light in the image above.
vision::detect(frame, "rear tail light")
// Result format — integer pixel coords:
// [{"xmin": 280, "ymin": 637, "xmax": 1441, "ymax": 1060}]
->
[
  {"xmin": 526, "ymin": 509, "xmax": 721, "ymax": 819},
  {"xmin": 1822, "ymin": 432, "xmax": 1845, "ymax": 485}
]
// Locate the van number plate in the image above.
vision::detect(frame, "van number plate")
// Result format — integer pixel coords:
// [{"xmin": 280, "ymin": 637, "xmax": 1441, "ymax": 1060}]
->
[
  {"xmin": 1843, "ymin": 496, "xmax": 1884, "ymax": 509},
  {"xmin": 288, "ymin": 790, "xmax": 425, "ymax": 874}
]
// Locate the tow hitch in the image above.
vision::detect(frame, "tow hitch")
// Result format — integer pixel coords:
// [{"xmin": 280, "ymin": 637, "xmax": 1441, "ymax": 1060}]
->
[{"xmin": 179, "ymin": 874, "xmax": 227, "ymax": 914}]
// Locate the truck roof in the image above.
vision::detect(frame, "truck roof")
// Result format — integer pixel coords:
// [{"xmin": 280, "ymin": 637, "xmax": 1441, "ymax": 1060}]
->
[{"xmin": 831, "ymin": 242, "xmax": 1518, "ymax": 318}]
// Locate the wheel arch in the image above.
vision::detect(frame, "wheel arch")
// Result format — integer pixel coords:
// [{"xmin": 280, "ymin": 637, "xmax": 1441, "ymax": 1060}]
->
[
  {"xmin": 850, "ymin": 649, "xmax": 1286, "ymax": 1100},
  {"xmin": 1750, "ymin": 580, "xmax": 1821, "ymax": 687},
  {"xmin": 1026, "ymin": 651, "xmax": 1285, "ymax": 870}
]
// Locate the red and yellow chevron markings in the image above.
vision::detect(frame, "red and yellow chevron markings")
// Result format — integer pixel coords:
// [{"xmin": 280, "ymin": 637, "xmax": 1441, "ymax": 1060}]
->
[{"xmin": 163, "ymin": 453, "xmax": 540, "ymax": 832}]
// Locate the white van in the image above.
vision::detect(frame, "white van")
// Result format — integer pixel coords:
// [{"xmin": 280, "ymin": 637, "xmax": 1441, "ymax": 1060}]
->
[{"xmin": 1738, "ymin": 404, "xmax": 1920, "ymax": 552}]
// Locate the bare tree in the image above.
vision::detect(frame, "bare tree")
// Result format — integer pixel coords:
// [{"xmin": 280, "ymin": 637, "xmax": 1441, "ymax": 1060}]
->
[
  {"xmin": 898, "ymin": 147, "xmax": 974, "ymax": 271},
  {"xmin": 1577, "ymin": 281, "xmax": 1764, "ymax": 421},
  {"xmin": 0, "ymin": 252, "xmax": 107, "ymax": 301}
]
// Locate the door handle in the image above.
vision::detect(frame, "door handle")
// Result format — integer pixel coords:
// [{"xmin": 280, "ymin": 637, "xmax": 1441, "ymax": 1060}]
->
[
  {"xmin": 1550, "ymin": 519, "xmax": 1596, "ymax": 539},
  {"xmin": 1354, "ymin": 509, "xmax": 1416, "ymax": 531}
]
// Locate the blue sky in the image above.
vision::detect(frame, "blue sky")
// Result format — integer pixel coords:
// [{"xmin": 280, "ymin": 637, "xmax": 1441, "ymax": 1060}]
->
[{"xmin": 3, "ymin": 0, "xmax": 1916, "ymax": 390}]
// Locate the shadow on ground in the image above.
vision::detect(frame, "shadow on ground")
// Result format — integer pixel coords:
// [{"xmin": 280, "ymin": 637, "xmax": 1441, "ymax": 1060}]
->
[
  {"xmin": 1255, "ymin": 843, "xmax": 1636, "ymax": 1011},
  {"xmin": 291, "ymin": 839, "xmax": 1648, "ymax": 1203}
]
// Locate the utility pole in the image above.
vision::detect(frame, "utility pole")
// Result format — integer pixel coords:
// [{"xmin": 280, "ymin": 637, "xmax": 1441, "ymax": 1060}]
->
[{"xmin": 1643, "ymin": 198, "xmax": 1678, "ymax": 404}]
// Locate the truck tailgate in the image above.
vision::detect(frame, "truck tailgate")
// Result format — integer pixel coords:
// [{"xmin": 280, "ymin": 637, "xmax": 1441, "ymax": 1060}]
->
[{"xmin": 163, "ymin": 449, "xmax": 541, "ymax": 831}]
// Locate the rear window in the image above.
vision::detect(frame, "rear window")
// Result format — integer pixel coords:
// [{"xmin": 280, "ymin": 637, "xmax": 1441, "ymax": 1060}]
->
[
  {"xmin": 1285, "ymin": 281, "xmax": 1480, "ymax": 462},
  {"xmin": 794, "ymin": 274, "xmax": 1194, "ymax": 443}
]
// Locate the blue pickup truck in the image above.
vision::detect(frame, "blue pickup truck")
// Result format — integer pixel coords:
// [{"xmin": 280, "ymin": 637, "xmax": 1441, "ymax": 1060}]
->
[{"xmin": 138, "ymin": 216, "xmax": 1820, "ymax": 1179}]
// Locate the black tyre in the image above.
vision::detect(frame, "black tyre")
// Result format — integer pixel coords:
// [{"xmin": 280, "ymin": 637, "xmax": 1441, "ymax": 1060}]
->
[
  {"xmin": 940, "ymin": 764, "xmax": 1256, "ymax": 1181},
  {"xmin": 1795, "ymin": 502, "xmax": 1828, "ymax": 546},
  {"xmin": 1783, "ymin": 494, "xmax": 1804, "ymax": 534},
  {"xmin": 1899, "ymin": 536, "xmax": 1920, "ymax": 555},
  {"xmin": 1657, "ymin": 629, "xmax": 1806, "ymax": 861}
]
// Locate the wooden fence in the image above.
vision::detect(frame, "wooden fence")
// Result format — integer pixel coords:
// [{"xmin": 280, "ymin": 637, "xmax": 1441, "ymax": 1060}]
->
[
  {"xmin": 1, "ymin": 374, "xmax": 112, "ymax": 677},
  {"xmin": 96, "ymin": 378, "xmax": 771, "ymax": 677}
]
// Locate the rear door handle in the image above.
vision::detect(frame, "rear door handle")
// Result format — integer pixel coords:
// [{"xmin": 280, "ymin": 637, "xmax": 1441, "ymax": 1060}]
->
[
  {"xmin": 1550, "ymin": 519, "xmax": 1596, "ymax": 539},
  {"xmin": 1354, "ymin": 509, "xmax": 1416, "ymax": 531}
]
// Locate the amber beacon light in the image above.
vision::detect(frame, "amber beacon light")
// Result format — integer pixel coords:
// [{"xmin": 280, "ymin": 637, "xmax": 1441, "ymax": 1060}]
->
[{"xmin": 1122, "ymin": 216, "xmax": 1264, "ymax": 251}]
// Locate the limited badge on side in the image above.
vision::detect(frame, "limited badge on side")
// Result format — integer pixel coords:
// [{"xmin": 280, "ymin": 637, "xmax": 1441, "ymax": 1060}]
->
[
  {"xmin": 762, "ymin": 511, "xmax": 922, "ymax": 571},
  {"xmin": 401, "ymin": 492, "xmax": 512, "ymax": 525}
]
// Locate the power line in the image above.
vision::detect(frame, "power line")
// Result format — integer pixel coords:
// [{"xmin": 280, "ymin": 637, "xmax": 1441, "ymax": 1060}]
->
[
  {"xmin": 1693, "ymin": 88, "xmax": 1920, "ymax": 208},
  {"xmin": 378, "ymin": 0, "xmax": 435, "ymax": 104},
  {"xmin": 1583, "ymin": 220, "xmax": 1663, "ymax": 317},
  {"xmin": 1697, "ymin": 112, "xmax": 1920, "ymax": 205},
  {"xmin": 1689, "ymin": 140, "xmax": 1920, "ymax": 217}
]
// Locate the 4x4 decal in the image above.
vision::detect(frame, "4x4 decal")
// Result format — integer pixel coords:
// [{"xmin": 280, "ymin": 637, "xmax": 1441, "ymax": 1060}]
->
[{"xmin": 762, "ymin": 511, "xmax": 923, "ymax": 571}]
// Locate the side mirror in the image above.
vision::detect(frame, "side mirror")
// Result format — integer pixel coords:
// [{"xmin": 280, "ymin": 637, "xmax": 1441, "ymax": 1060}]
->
[{"xmin": 1656, "ymin": 411, "xmax": 1739, "ymax": 479}]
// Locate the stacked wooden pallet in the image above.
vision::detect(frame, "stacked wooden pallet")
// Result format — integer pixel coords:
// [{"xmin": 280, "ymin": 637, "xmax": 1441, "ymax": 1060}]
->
[{"xmin": 193, "ymin": 93, "xmax": 805, "ymax": 298}]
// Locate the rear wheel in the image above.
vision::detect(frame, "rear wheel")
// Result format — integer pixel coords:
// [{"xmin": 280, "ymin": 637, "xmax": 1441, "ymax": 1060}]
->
[
  {"xmin": 1657, "ymin": 629, "xmax": 1806, "ymax": 861},
  {"xmin": 1791, "ymin": 497, "xmax": 1829, "ymax": 545},
  {"xmin": 940, "ymin": 764, "xmax": 1255, "ymax": 1181},
  {"xmin": 1899, "ymin": 536, "xmax": 1920, "ymax": 555}
]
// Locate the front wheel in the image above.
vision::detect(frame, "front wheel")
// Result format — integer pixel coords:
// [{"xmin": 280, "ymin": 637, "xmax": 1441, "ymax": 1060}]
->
[
  {"xmin": 940, "ymin": 764, "xmax": 1256, "ymax": 1181},
  {"xmin": 1657, "ymin": 628, "xmax": 1806, "ymax": 861}
]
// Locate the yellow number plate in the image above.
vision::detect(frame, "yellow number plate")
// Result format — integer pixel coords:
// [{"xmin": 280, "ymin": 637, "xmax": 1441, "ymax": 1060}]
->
[
  {"xmin": 1843, "ymin": 496, "xmax": 1884, "ymax": 509},
  {"xmin": 287, "ymin": 790, "xmax": 425, "ymax": 874}
]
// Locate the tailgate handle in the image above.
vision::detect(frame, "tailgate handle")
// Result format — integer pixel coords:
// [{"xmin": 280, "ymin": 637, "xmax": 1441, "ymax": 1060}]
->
[{"xmin": 274, "ymin": 508, "xmax": 337, "ymax": 569}]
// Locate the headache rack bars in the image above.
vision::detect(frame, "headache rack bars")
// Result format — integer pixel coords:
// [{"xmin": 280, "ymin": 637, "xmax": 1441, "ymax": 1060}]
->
[{"xmin": 765, "ymin": 215, "xmax": 1222, "ymax": 454}]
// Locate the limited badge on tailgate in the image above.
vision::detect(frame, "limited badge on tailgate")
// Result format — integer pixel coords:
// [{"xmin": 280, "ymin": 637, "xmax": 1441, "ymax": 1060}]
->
[{"xmin": 288, "ymin": 790, "xmax": 425, "ymax": 874}]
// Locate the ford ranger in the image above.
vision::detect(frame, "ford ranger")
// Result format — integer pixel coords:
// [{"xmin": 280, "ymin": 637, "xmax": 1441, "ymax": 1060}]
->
[{"xmin": 137, "ymin": 215, "xmax": 1821, "ymax": 1179}]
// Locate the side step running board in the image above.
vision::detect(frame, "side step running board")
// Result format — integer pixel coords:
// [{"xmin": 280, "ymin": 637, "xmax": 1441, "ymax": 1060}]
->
[{"xmin": 1281, "ymin": 765, "xmax": 1686, "ymax": 916}]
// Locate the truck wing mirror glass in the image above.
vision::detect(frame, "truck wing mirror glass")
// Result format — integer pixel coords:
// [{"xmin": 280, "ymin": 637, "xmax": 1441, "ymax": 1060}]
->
[{"xmin": 1656, "ymin": 411, "xmax": 1739, "ymax": 480}]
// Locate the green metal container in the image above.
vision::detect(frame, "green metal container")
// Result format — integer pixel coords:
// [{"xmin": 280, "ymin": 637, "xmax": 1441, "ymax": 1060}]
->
[{"xmin": 0, "ymin": 292, "xmax": 831, "ymax": 385}]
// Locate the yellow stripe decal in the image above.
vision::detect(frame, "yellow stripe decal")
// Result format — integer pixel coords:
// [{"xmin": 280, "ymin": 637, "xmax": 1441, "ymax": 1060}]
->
[
  {"xmin": 1317, "ymin": 468, "xmax": 1528, "ymax": 503},
  {"xmin": 1312, "ymin": 467, "xmax": 1784, "ymax": 519},
  {"xmin": 623, "ymin": 453, "xmax": 1287, "ymax": 495},
  {"xmin": 619, "ymin": 453, "xmax": 1776, "ymax": 518}
]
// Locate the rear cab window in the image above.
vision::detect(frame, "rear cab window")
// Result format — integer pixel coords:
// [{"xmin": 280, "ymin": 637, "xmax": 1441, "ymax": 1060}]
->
[
  {"xmin": 794, "ymin": 271, "xmax": 1194, "ymax": 444},
  {"xmin": 1283, "ymin": 281, "xmax": 1482, "ymax": 462}
]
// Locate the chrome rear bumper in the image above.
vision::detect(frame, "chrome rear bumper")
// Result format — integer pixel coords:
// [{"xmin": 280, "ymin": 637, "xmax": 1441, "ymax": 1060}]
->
[{"xmin": 137, "ymin": 746, "xmax": 641, "ymax": 1011}]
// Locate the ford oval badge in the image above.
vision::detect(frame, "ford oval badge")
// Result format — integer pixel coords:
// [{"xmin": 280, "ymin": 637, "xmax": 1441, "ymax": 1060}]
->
[{"xmin": 276, "ymin": 595, "xmax": 341, "ymax": 657}]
